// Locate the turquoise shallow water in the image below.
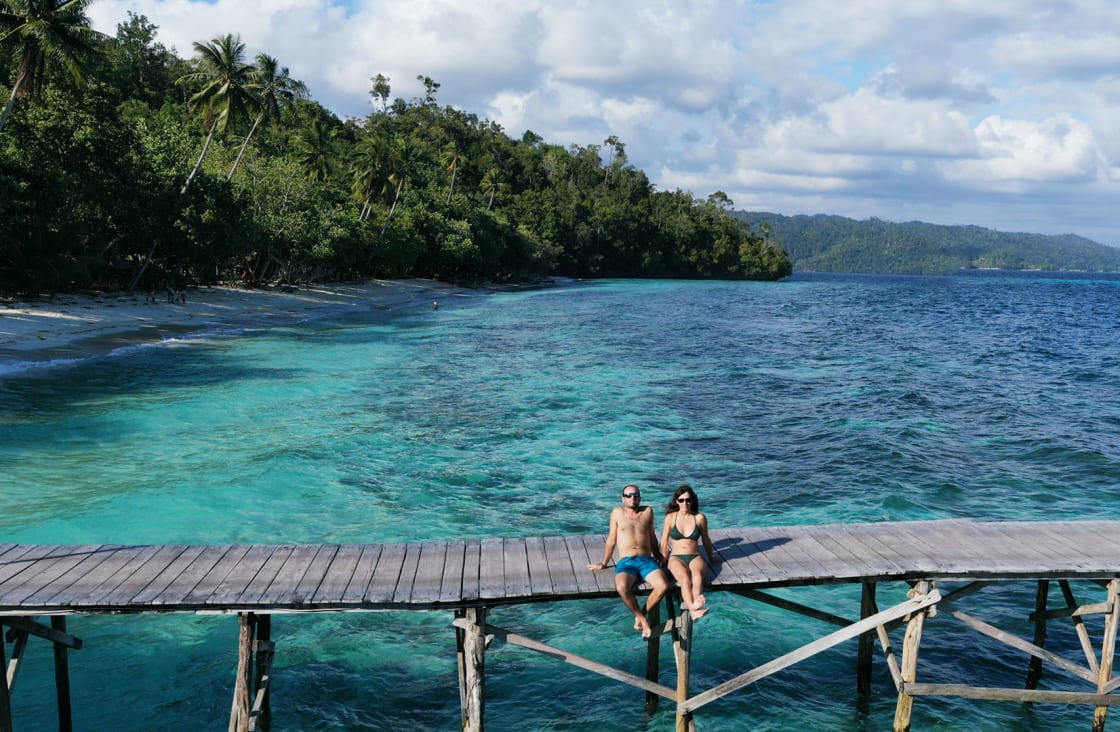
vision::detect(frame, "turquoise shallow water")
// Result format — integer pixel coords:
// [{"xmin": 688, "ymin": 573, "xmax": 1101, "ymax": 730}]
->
[{"xmin": 3, "ymin": 272, "xmax": 1120, "ymax": 730}]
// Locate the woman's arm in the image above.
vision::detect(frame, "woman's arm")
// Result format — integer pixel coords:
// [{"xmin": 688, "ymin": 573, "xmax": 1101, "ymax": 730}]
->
[
  {"xmin": 698, "ymin": 514, "xmax": 719, "ymax": 563},
  {"xmin": 658, "ymin": 514, "xmax": 672, "ymax": 563}
]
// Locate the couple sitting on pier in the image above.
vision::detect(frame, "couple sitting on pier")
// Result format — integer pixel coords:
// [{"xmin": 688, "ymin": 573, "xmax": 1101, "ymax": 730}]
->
[{"xmin": 587, "ymin": 484, "xmax": 720, "ymax": 638}]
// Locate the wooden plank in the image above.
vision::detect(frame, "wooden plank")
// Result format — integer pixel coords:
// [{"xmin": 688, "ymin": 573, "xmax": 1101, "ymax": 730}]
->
[
  {"xmin": 478, "ymin": 539, "xmax": 505, "ymax": 601},
  {"xmin": 542, "ymin": 536, "xmax": 583, "ymax": 595},
  {"xmin": 310, "ymin": 545, "xmax": 364, "ymax": 605},
  {"xmin": 856, "ymin": 522, "xmax": 946, "ymax": 573},
  {"xmin": 205, "ymin": 546, "xmax": 277, "ymax": 606},
  {"xmin": 1, "ymin": 546, "xmax": 103, "ymax": 603},
  {"xmin": 390, "ymin": 544, "xmax": 424, "ymax": 604},
  {"xmin": 21, "ymin": 546, "xmax": 126, "ymax": 606},
  {"xmin": 0, "ymin": 545, "xmax": 73, "ymax": 591},
  {"xmin": 255, "ymin": 546, "xmax": 323, "ymax": 605},
  {"xmin": 454, "ymin": 618, "xmax": 678, "ymax": 702},
  {"xmin": 291, "ymin": 545, "xmax": 341, "ymax": 605},
  {"xmin": 409, "ymin": 542, "xmax": 448, "ymax": 604},
  {"xmin": 906, "ymin": 682, "xmax": 1120, "ymax": 705},
  {"xmin": 180, "ymin": 545, "xmax": 253, "ymax": 606},
  {"xmin": 705, "ymin": 529, "xmax": 761, "ymax": 585},
  {"xmin": 235, "ymin": 546, "xmax": 297, "ymax": 606},
  {"xmin": 572, "ymin": 535, "xmax": 614, "ymax": 594},
  {"xmin": 74, "ymin": 544, "xmax": 169, "ymax": 606},
  {"xmin": 502, "ymin": 539, "xmax": 531, "ymax": 599},
  {"xmin": 438, "ymin": 541, "xmax": 467, "ymax": 604},
  {"xmin": 340, "ymin": 545, "xmax": 382, "ymax": 604},
  {"xmin": 834, "ymin": 525, "xmax": 932, "ymax": 575},
  {"xmin": 101, "ymin": 545, "xmax": 190, "ymax": 605},
  {"xmin": 128, "ymin": 546, "xmax": 207, "ymax": 605},
  {"xmin": 803, "ymin": 526, "xmax": 894, "ymax": 579},
  {"xmin": 150, "ymin": 546, "xmax": 234, "ymax": 606},
  {"xmin": 461, "ymin": 540, "xmax": 481, "ymax": 602},
  {"xmin": 365, "ymin": 543, "xmax": 406, "ymax": 604},
  {"xmin": 681, "ymin": 587, "xmax": 942, "ymax": 714},
  {"xmin": 525, "ymin": 537, "xmax": 554, "ymax": 596},
  {"xmin": 58, "ymin": 546, "xmax": 162, "ymax": 607}
]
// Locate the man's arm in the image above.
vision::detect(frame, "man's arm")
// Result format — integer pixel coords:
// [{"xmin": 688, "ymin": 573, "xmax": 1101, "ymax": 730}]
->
[
  {"xmin": 588, "ymin": 508, "xmax": 619, "ymax": 569},
  {"xmin": 647, "ymin": 509, "xmax": 664, "ymax": 564}
]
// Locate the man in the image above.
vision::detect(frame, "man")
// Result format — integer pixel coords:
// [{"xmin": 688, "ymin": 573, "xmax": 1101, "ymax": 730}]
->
[{"xmin": 587, "ymin": 484, "xmax": 670, "ymax": 638}]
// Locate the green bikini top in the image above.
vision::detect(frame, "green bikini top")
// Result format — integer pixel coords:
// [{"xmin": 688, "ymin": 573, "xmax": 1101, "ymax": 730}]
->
[{"xmin": 670, "ymin": 515, "xmax": 701, "ymax": 541}]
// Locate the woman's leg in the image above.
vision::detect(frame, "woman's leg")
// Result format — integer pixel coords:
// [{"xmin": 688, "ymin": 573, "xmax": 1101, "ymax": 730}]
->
[
  {"xmin": 689, "ymin": 557, "xmax": 708, "ymax": 611},
  {"xmin": 668, "ymin": 557, "xmax": 696, "ymax": 609}
]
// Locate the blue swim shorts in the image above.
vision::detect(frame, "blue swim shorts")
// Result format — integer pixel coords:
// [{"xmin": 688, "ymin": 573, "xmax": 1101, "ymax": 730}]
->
[{"xmin": 615, "ymin": 555, "xmax": 661, "ymax": 579}]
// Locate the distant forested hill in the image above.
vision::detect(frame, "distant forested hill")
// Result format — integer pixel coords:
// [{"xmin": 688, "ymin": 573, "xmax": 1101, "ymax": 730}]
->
[{"xmin": 734, "ymin": 212, "xmax": 1120, "ymax": 275}]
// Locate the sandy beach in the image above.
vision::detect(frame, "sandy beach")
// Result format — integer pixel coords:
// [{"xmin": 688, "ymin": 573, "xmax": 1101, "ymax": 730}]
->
[{"xmin": 0, "ymin": 279, "xmax": 462, "ymax": 374}]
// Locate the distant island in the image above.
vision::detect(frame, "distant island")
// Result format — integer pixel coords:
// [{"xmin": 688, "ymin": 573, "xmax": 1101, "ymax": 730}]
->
[{"xmin": 734, "ymin": 211, "xmax": 1120, "ymax": 275}]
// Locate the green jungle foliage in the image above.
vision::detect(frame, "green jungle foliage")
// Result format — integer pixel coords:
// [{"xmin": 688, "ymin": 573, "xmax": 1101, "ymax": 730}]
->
[
  {"xmin": 0, "ymin": 10, "xmax": 791, "ymax": 296},
  {"xmin": 735, "ymin": 212, "xmax": 1120, "ymax": 275}
]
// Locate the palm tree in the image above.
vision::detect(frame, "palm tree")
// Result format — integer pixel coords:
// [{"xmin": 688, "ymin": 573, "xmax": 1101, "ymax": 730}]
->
[
  {"xmin": 175, "ymin": 33, "xmax": 256, "ymax": 194},
  {"xmin": 439, "ymin": 141, "xmax": 464, "ymax": 204},
  {"xmin": 350, "ymin": 135, "xmax": 388, "ymax": 222},
  {"xmin": 227, "ymin": 53, "xmax": 305, "ymax": 180},
  {"xmin": 0, "ymin": 0, "xmax": 103, "ymax": 133},
  {"xmin": 292, "ymin": 119, "xmax": 335, "ymax": 182},
  {"xmin": 479, "ymin": 167, "xmax": 505, "ymax": 211}
]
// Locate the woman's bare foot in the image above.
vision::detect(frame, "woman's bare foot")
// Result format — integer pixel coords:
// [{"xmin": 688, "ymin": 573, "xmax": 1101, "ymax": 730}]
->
[{"xmin": 691, "ymin": 594, "xmax": 706, "ymax": 611}]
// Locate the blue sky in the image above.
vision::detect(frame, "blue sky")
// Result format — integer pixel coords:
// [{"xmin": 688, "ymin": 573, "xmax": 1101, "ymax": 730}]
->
[{"xmin": 88, "ymin": 0, "xmax": 1120, "ymax": 246}]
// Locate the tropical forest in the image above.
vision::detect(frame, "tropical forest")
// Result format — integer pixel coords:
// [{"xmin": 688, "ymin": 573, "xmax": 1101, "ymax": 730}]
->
[{"xmin": 0, "ymin": 3, "xmax": 793, "ymax": 297}]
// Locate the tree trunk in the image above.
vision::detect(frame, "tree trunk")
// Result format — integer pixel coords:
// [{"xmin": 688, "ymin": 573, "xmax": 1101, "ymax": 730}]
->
[
  {"xmin": 0, "ymin": 75, "xmax": 28, "ymax": 133},
  {"xmin": 487, "ymin": 189, "xmax": 495, "ymax": 210},
  {"xmin": 128, "ymin": 238, "xmax": 161, "ymax": 292},
  {"xmin": 182, "ymin": 119, "xmax": 219, "ymax": 195},
  {"xmin": 379, "ymin": 177, "xmax": 405, "ymax": 240},
  {"xmin": 446, "ymin": 165, "xmax": 457, "ymax": 204},
  {"xmin": 228, "ymin": 116, "xmax": 263, "ymax": 180}
]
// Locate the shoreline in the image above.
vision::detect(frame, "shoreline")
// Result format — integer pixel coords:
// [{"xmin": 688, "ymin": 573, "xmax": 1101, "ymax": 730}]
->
[{"xmin": 0, "ymin": 279, "xmax": 464, "ymax": 376}]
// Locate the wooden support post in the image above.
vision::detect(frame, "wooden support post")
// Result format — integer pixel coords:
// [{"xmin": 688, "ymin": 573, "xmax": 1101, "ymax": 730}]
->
[
  {"xmin": 1093, "ymin": 579, "xmax": 1120, "ymax": 732},
  {"xmin": 857, "ymin": 581, "xmax": 877, "ymax": 695},
  {"xmin": 457, "ymin": 607, "xmax": 486, "ymax": 732},
  {"xmin": 1026, "ymin": 580, "xmax": 1049, "ymax": 691},
  {"xmin": 674, "ymin": 605, "xmax": 694, "ymax": 732},
  {"xmin": 252, "ymin": 614, "xmax": 272, "ymax": 732},
  {"xmin": 0, "ymin": 623, "xmax": 11, "ymax": 732},
  {"xmin": 645, "ymin": 599, "xmax": 662, "ymax": 713},
  {"xmin": 893, "ymin": 580, "xmax": 932, "ymax": 732},
  {"xmin": 230, "ymin": 612, "xmax": 257, "ymax": 732},
  {"xmin": 52, "ymin": 616, "xmax": 73, "ymax": 732}
]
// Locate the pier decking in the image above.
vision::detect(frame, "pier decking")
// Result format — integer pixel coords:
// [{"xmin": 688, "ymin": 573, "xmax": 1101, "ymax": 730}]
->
[{"xmin": 3, "ymin": 519, "xmax": 1120, "ymax": 730}]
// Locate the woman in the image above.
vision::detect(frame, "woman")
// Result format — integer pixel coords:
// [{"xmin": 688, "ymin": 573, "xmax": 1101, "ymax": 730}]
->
[{"xmin": 659, "ymin": 484, "xmax": 719, "ymax": 618}]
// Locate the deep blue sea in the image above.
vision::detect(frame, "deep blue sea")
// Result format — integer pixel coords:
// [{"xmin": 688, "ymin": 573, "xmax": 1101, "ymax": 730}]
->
[{"xmin": 2, "ymin": 271, "xmax": 1120, "ymax": 731}]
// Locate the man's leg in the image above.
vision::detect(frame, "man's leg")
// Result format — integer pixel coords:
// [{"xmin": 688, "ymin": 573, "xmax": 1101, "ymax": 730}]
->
[
  {"xmin": 615, "ymin": 572, "xmax": 652, "ymax": 637},
  {"xmin": 644, "ymin": 569, "xmax": 670, "ymax": 617}
]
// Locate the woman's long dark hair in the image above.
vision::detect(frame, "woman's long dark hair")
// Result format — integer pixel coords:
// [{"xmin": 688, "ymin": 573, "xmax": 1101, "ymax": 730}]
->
[{"xmin": 666, "ymin": 484, "xmax": 700, "ymax": 514}]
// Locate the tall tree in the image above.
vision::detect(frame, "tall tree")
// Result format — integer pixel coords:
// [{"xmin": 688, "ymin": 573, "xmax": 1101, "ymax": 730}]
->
[
  {"xmin": 439, "ymin": 141, "xmax": 463, "ymax": 204},
  {"xmin": 369, "ymin": 72, "xmax": 390, "ymax": 114},
  {"xmin": 175, "ymin": 33, "xmax": 256, "ymax": 194},
  {"xmin": 0, "ymin": 0, "xmax": 103, "ymax": 132},
  {"xmin": 292, "ymin": 118, "xmax": 335, "ymax": 182},
  {"xmin": 227, "ymin": 53, "xmax": 305, "ymax": 180}
]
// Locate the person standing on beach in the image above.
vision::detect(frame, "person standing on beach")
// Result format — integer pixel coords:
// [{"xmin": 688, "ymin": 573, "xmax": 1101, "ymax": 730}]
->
[
  {"xmin": 659, "ymin": 484, "xmax": 719, "ymax": 619},
  {"xmin": 587, "ymin": 485, "xmax": 670, "ymax": 638}
]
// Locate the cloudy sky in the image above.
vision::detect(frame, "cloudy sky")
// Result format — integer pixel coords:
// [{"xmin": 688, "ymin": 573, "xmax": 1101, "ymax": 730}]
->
[{"xmin": 88, "ymin": 0, "xmax": 1120, "ymax": 246}]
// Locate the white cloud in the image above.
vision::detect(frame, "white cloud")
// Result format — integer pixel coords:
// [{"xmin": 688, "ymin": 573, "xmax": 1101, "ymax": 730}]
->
[{"xmin": 86, "ymin": 0, "xmax": 1120, "ymax": 245}]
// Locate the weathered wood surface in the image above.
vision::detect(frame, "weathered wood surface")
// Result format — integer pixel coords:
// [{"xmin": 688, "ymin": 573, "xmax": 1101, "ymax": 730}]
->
[{"xmin": 2, "ymin": 519, "xmax": 1120, "ymax": 616}]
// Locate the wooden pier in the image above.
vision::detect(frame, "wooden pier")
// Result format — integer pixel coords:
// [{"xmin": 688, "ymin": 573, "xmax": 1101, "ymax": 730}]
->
[{"xmin": 3, "ymin": 518, "xmax": 1120, "ymax": 730}]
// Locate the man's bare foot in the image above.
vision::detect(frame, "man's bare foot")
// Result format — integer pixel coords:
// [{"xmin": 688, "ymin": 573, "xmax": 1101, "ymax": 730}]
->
[
  {"xmin": 635, "ymin": 614, "xmax": 652, "ymax": 638},
  {"xmin": 691, "ymin": 594, "xmax": 706, "ymax": 611},
  {"xmin": 691, "ymin": 605, "xmax": 711, "ymax": 619}
]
